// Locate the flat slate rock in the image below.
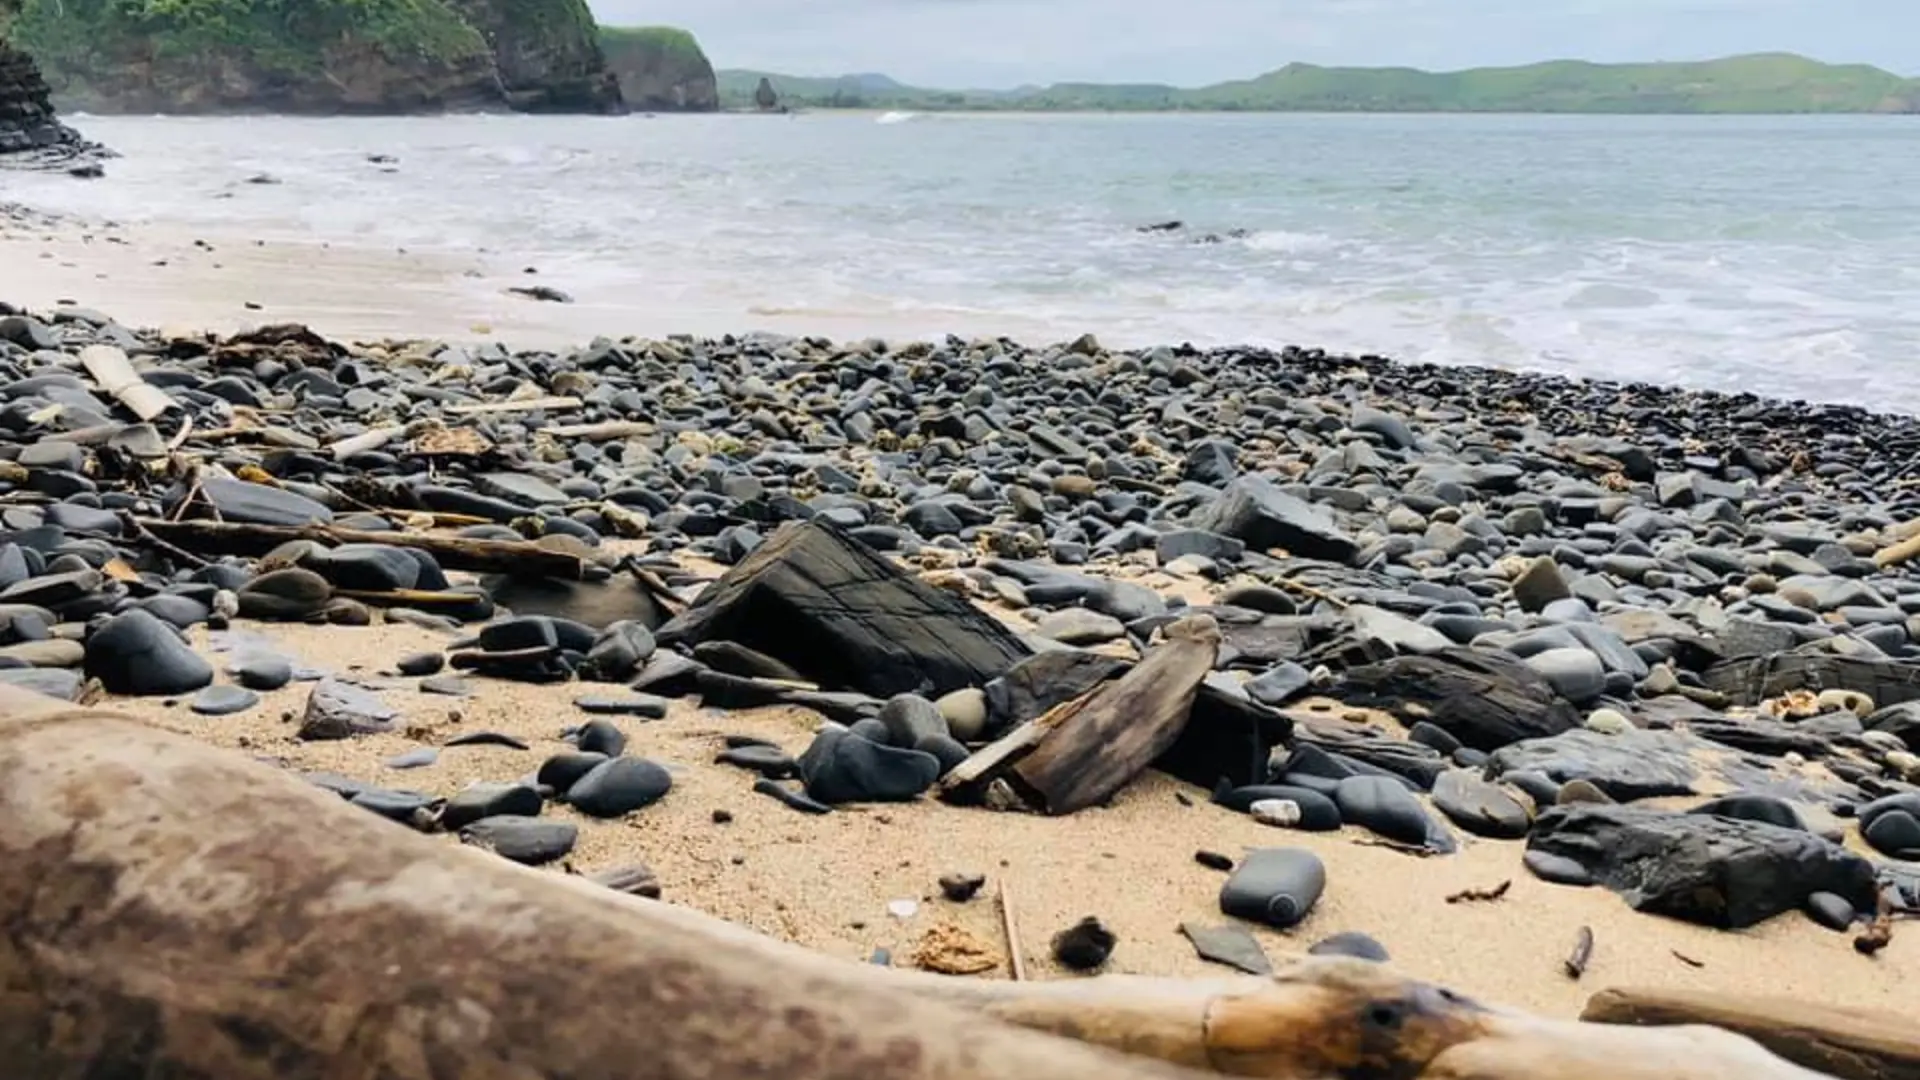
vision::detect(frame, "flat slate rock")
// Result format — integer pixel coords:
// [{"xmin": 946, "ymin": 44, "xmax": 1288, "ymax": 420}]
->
[
  {"xmin": 574, "ymin": 694, "xmax": 670, "ymax": 718},
  {"xmin": 459, "ymin": 818, "xmax": 578, "ymax": 866},
  {"xmin": 190, "ymin": 684, "xmax": 259, "ymax": 716},
  {"xmin": 227, "ymin": 652, "xmax": 294, "ymax": 691},
  {"xmin": 657, "ymin": 520, "xmax": 1031, "ymax": 699},
  {"xmin": 0, "ymin": 667, "xmax": 82, "ymax": 700},
  {"xmin": 1192, "ymin": 475, "xmax": 1359, "ymax": 564},
  {"xmin": 197, "ymin": 475, "xmax": 334, "ymax": 527},
  {"xmin": 1178, "ymin": 922, "xmax": 1272, "ymax": 975},
  {"xmin": 1487, "ymin": 728, "xmax": 1704, "ymax": 801},
  {"xmin": 1334, "ymin": 647, "xmax": 1579, "ymax": 752},
  {"xmin": 1526, "ymin": 803, "xmax": 1878, "ymax": 929},
  {"xmin": 1430, "ymin": 769, "xmax": 1534, "ymax": 839},
  {"xmin": 298, "ymin": 678, "xmax": 397, "ymax": 740},
  {"xmin": 384, "ymin": 747, "xmax": 441, "ymax": 770}
]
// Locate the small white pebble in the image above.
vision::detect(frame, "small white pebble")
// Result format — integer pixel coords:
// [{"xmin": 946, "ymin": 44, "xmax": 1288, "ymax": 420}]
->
[{"xmin": 1249, "ymin": 799, "xmax": 1303, "ymax": 828}]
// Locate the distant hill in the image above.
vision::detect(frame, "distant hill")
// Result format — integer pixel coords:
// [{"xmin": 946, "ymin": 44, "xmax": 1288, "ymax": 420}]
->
[{"xmin": 720, "ymin": 53, "xmax": 1920, "ymax": 114}]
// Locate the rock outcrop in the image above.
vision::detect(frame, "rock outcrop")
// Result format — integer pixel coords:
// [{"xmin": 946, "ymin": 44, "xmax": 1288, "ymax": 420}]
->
[
  {"xmin": 452, "ymin": 0, "xmax": 622, "ymax": 114},
  {"xmin": 0, "ymin": 22, "xmax": 101, "ymax": 169},
  {"xmin": 598, "ymin": 26, "xmax": 718, "ymax": 112},
  {"xmin": 8, "ymin": 0, "xmax": 624, "ymax": 115}
]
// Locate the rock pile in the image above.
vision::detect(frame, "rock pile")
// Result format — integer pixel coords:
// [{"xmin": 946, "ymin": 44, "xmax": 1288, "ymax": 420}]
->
[{"xmin": 4, "ymin": 302, "xmax": 1920, "ymax": 957}]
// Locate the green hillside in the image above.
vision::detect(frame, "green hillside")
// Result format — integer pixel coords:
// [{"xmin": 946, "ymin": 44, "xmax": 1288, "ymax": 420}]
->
[{"xmin": 720, "ymin": 53, "xmax": 1920, "ymax": 114}]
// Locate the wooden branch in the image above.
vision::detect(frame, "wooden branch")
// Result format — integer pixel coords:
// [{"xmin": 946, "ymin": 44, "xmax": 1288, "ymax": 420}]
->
[
  {"xmin": 0, "ymin": 685, "xmax": 1176, "ymax": 1080},
  {"xmin": 135, "ymin": 518, "xmax": 590, "ymax": 579},
  {"xmin": 1001, "ymin": 878, "xmax": 1028, "ymax": 982},
  {"xmin": 0, "ymin": 686, "xmax": 1840, "ymax": 1080},
  {"xmin": 445, "ymin": 395, "xmax": 582, "ymax": 416},
  {"xmin": 544, "ymin": 420, "xmax": 655, "ymax": 441},
  {"xmin": 1564, "ymin": 926, "xmax": 1594, "ymax": 980},
  {"xmin": 1582, "ymin": 988, "xmax": 1919, "ymax": 1080}
]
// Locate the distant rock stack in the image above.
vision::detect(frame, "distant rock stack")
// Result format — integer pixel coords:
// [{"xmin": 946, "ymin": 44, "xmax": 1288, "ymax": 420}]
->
[
  {"xmin": 754, "ymin": 76, "xmax": 779, "ymax": 112},
  {"xmin": 0, "ymin": 33, "xmax": 104, "ymax": 171}
]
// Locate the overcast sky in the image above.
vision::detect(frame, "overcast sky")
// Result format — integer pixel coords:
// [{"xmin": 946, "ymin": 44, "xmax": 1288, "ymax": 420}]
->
[{"xmin": 588, "ymin": 0, "xmax": 1919, "ymax": 87}]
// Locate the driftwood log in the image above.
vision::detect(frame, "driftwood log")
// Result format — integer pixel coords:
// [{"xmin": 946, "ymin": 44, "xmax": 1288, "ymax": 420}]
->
[
  {"xmin": 1702, "ymin": 652, "xmax": 1920, "ymax": 709},
  {"xmin": 135, "ymin": 518, "xmax": 592, "ymax": 579},
  {"xmin": 1582, "ymin": 988, "xmax": 1920, "ymax": 1080},
  {"xmin": 0, "ymin": 685, "xmax": 1840, "ymax": 1080},
  {"xmin": 941, "ymin": 616, "xmax": 1220, "ymax": 813}
]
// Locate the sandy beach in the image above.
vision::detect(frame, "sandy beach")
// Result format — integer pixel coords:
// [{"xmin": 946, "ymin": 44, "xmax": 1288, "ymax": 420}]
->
[{"xmin": 100, "ymin": 608, "xmax": 1918, "ymax": 1022}]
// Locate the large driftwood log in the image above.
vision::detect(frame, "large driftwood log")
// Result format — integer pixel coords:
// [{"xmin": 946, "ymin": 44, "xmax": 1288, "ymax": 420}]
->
[
  {"xmin": 0, "ymin": 686, "xmax": 1839, "ymax": 1080},
  {"xmin": 0, "ymin": 684, "xmax": 1186, "ymax": 1080},
  {"xmin": 136, "ymin": 518, "xmax": 592, "ymax": 579},
  {"xmin": 1582, "ymin": 988, "xmax": 1920, "ymax": 1080},
  {"xmin": 1702, "ymin": 652, "xmax": 1920, "ymax": 709}
]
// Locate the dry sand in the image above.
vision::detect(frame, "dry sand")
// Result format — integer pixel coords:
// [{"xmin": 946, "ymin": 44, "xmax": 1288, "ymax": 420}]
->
[{"xmin": 101, "ymin": 611, "xmax": 1919, "ymax": 1022}]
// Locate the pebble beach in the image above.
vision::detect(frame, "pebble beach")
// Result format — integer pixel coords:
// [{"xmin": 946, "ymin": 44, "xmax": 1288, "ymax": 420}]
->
[{"xmin": 4, "ymin": 198, "xmax": 1920, "ymax": 1035}]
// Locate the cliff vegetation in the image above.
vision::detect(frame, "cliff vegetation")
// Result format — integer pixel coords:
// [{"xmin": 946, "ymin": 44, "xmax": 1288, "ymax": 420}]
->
[{"xmin": 6, "ymin": 0, "xmax": 649, "ymax": 114}]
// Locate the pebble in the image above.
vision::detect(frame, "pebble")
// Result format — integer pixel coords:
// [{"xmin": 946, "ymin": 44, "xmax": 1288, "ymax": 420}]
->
[
  {"xmin": 396, "ymin": 652, "xmax": 445, "ymax": 677},
  {"xmin": 1307, "ymin": 931, "xmax": 1391, "ymax": 963},
  {"xmin": 228, "ymin": 652, "xmax": 294, "ymax": 691},
  {"xmin": 460, "ymin": 818, "xmax": 578, "ymax": 865},
  {"xmin": 189, "ymin": 684, "xmax": 259, "ymax": 716},
  {"xmin": 566, "ymin": 757, "xmax": 673, "ymax": 818},
  {"xmin": 1050, "ymin": 916, "xmax": 1116, "ymax": 971},
  {"xmin": 938, "ymin": 873, "xmax": 987, "ymax": 902},
  {"xmin": 84, "ymin": 610, "xmax": 212, "ymax": 696}
]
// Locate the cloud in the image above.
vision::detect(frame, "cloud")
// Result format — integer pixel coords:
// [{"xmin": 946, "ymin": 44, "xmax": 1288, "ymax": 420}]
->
[{"xmin": 587, "ymin": 0, "xmax": 1920, "ymax": 86}]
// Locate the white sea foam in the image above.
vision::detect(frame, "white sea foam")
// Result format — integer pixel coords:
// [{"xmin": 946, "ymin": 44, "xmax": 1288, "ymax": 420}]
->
[{"xmin": 8, "ymin": 110, "xmax": 1918, "ymax": 411}]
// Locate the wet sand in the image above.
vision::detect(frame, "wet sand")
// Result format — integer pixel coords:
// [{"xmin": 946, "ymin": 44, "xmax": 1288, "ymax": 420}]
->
[
  {"xmin": 101, "ymin": 610, "xmax": 1919, "ymax": 1021},
  {"xmin": 0, "ymin": 210, "xmax": 634, "ymax": 347}
]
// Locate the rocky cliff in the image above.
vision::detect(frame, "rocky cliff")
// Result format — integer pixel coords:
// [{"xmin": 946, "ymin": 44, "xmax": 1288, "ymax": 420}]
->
[
  {"xmin": 599, "ymin": 26, "xmax": 718, "ymax": 112},
  {"xmin": 0, "ymin": 11, "xmax": 102, "ymax": 168},
  {"xmin": 451, "ymin": 0, "xmax": 621, "ymax": 114},
  {"xmin": 8, "ymin": 0, "xmax": 620, "ymax": 115}
]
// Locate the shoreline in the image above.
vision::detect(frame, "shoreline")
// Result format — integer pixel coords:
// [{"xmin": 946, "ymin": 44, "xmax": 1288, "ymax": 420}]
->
[{"xmin": 3, "ymin": 205, "xmax": 1917, "ymax": 422}]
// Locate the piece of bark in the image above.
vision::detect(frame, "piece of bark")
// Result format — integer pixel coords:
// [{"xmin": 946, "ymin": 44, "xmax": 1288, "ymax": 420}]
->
[
  {"xmin": 1565, "ymin": 926, "xmax": 1594, "ymax": 980},
  {"xmin": 327, "ymin": 425, "xmax": 407, "ymax": 460},
  {"xmin": 79, "ymin": 343, "xmax": 176, "ymax": 421},
  {"xmin": 944, "ymin": 616, "xmax": 1220, "ymax": 815},
  {"xmin": 1446, "ymin": 880, "xmax": 1512, "ymax": 904},
  {"xmin": 544, "ymin": 420, "xmax": 655, "ymax": 441},
  {"xmin": 0, "ymin": 685, "xmax": 1837, "ymax": 1080},
  {"xmin": 1583, "ymin": 987, "xmax": 1920, "ymax": 1080},
  {"xmin": 135, "ymin": 518, "xmax": 589, "ymax": 579},
  {"xmin": 658, "ymin": 519, "xmax": 1031, "ymax": 698},
  {"xmin": 1703, "ymin": 653, "xmax": 1920, "ymax": 709}
]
